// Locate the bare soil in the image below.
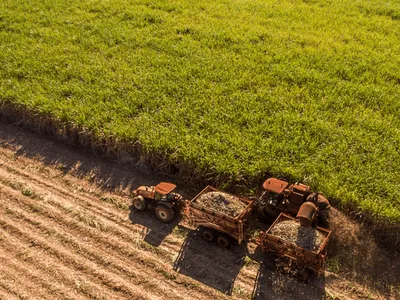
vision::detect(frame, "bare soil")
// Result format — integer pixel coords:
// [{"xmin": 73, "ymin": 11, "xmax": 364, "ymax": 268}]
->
[
  {"xmin": 0, "ymin": 123, "xmax": 398, "ymax": 300},
  {"xmin": 196, "ymin": 191, "xmax": 248, "ymax": 218}
]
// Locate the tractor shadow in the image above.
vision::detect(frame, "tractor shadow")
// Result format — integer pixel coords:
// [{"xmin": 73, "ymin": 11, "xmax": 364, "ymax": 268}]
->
[
  {"xmin": 173, "ymin": 229, "xmax": 247, "ymax": 295},
  {"xmin": 128, "ymin": 206, "xmax": 181, "ymax": 247},
  {"xmin": 252, "ymin": 258, "xmax": 326, "ymax": 300}
]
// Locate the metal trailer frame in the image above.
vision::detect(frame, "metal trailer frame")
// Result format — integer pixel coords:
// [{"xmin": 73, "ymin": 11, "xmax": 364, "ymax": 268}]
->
[
  {"xmin": 260, "ymin": 213, "xmax": 332, "ymax": 275},
  {"xmin": 183, "ymin": 185, "xmax": 255, "ymax": 244}
]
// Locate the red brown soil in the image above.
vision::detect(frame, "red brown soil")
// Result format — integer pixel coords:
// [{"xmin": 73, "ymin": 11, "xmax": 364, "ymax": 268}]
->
[{"xmin": 0, "ymin": 123, "xmax": 398, "ymax": 299}]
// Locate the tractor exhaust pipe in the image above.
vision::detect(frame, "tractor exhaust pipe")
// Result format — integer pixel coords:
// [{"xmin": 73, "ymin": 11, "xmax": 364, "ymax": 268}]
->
[{"xmin": 296, "ymin": 202, "xmax": 317, "ymax": 227}]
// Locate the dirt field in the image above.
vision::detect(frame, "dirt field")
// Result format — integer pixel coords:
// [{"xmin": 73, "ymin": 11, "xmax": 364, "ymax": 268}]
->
[{"xmin": 0, "ymin": 123, "xmax": 398, "ymax": 299}]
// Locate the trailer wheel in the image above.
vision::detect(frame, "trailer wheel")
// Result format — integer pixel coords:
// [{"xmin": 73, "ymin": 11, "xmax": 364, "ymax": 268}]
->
[
  {"xmin": 155, "ymin": 205, "xmax": 174, "ymax": 223},
  {"xmin": 133, "ymin": 196, "xmax": 146, "ymax": 211},
  {"xmin": 216, "ymin": 235, "xmax": 230, "ymax": 248},
  {"xmin": 297, "ymin": 268, "xmax": 312, "ymax": 282},
  {"xmin": 201, "ymin": 228, "xmax": 215, "ymax": 242}
]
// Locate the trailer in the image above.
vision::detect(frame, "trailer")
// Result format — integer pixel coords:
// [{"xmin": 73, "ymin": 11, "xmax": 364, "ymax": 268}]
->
[
  {"xmin": 183, "ymin": 185, "xmax": 255, "ymax": 247},
  {"xmin": 259, "ymin": 213, "xmax": 332, "ymax": 275},
  {"xmin": 131, "ymin": 181, "xmax": 333, "ymax": 277}
]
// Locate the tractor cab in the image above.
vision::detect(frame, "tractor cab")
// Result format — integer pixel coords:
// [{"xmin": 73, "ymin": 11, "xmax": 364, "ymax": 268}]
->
[
  {"xmin": 261, "ymin": 178, "xmax": 312, "ymax": 215},
  {"xmin": 132, "ymin": 182, "xmax": 182, "ymax": 223},
  {"xmin": 262, "ymin": 178, "xmax": 289, "ymax": 207},
  {"xmin": 261, "ymin": 178, "xmax": 331, "ymax": 226},
  {"xmin": 154, "ymin": 182, "xmax": 177, "ymax": 201}
]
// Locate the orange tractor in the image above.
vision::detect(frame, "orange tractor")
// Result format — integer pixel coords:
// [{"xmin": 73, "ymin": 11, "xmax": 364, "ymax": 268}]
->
[
  {"xmin": 260, "ymin": 178, "xmax": 331, "ymax": 227},
  {"xmin": 131, "ymin": 182, "xmax": 183, "ymax": 223}
]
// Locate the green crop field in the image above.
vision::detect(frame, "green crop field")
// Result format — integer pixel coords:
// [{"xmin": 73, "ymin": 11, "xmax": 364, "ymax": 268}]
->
[{"xmin": 1, "ymin": 0, "xmax": 399, "ymax": 222}]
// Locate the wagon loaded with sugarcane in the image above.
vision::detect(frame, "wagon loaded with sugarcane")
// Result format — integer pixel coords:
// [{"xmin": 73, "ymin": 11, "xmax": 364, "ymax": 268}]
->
[
  {"xmin": 183, "ymin": 185, "xmax": 255, "ymax": 248},
  {"xmin": 260, "ymin": 213, "xmax": 332, "ymax": 275},
  {"xmin": 131, "ymin": 178, "xmax": 333, "ymax": 276}
]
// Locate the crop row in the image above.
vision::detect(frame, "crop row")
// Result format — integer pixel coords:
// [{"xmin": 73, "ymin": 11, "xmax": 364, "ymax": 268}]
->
[{"xmin": 0, "ymin": 0, "xmax": 399, "ymax": 222}]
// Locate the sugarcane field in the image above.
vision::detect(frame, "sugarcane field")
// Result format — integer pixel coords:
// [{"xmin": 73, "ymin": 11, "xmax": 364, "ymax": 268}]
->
[
  {"xmin": 0, "ymin": 122, "xmax": 398, "ymax": 299},
  {"xmin": 0, "ymin": 0, "xmax": 400, "ymax": 299}
]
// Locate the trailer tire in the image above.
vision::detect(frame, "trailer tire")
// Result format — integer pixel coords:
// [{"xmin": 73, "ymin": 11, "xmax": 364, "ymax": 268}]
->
[
  {"xmin": 297, "ymin": 268, "xmax": 312, "ymax": 282},
  {"xmin": 133, "ymin": 196, "xmax": 146, "ymax": 211},
  {"xmin": 201, "ymin": 228, "xmax": 215, "ymax": 242},
  {"xmin": 216, "ymin": 235, "xmax": 230, "ymax": 248},
  {"xmin": 155, "ymin": 205, "xmax": 174, "ymax": 223}
]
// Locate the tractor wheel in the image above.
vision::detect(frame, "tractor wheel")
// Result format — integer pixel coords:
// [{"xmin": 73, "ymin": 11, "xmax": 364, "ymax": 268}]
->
[
  {"xmin": 201, "ymin": 228, "xmax": 215, "ymax": 242},
  {"xmin": 216, "ymin": 235, "xmax": 230, "ymax": 248},
  {"xmin": 133, "ymin": 196, "xmax": 146, "ymax": 211},
  {"xmin": 155, "ymin": 205, "xmax": 174, "ymax": 223}
]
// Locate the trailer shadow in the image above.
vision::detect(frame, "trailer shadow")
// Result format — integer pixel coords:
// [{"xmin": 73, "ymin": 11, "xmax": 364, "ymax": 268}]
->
[
  {"xmin": 252, "ymin": 260, "xmax": 326, "ymax": 300},
  {"xmin": 173, "ymin": 229, "xmax": 247, "ymax": 295},
  {"xmin": 128, "ymin": 206, "xmax": 182, "ymax": 247}
]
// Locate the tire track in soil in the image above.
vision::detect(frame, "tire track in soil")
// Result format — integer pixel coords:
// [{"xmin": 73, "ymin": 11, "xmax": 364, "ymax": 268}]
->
[
  {"xmin": 0, "ymin": 157, "xmax": 251, "ymax": 298},
  {"xmin": 0, "ymin": 176, "xmax": 225, "ymax": 295}
]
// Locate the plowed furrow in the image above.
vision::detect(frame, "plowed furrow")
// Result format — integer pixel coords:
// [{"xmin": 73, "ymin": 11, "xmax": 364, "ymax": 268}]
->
[
  {"xmin": 0, "ymin": 160, "xmax": 184, "ymax": 248},
  {"xmin": 0, "ymin": 213, "xmax": 152, "ymax": 300},
  {"xmin": 0, "ymin": 164, "xmax": 192, "ymax": 276},
  {"xmin": 0, "ymin": 184, "xmax": 196, "ymax": 299},
  {"xmin": 0, "ymin": 170, "xmax": 217, "ymax": 297},
  {"xmin": 0, "ymin": 250, "xmax": 74, "ymax": 300},
  {"xmin": 0, "ymin": 161, "xmax": 134, "ymax": 229},
  {"xmin": 0, "ymin": 229, "xmax": 116, "ymax": 300},
  {"xmin": 0, "ymin": 267, "xmax": 41, "ymax": 300},
  {"xmin": 0, "ymin": 167, "xmax": 181, "ymax": 266},
  {"xmin": 0, "ymin": 187, "xmax": 214, "ymax": 300},
  {"xmin": 0, "ymin": 207, "xmax": 179, "ymax": 300},
  {"xmin": 0, "ymin": 162, "xmax": 187, "ymax": 271},
  {"xmin": 0, "ymin": 286, "xmax": 18, "ymax": 300},
  {"xmin": 0, "ymin": 148, "xmax": 240, "ymax": 299}
]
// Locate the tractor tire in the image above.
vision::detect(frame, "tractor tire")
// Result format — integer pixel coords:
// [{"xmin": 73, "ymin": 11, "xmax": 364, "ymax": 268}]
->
[
  {"xmin": 133, "ymin": 196, "xmax": 146, "ymax": 211},
  {"xmin": 201, "ymin": 228, "xmax": 215, "ymax": 242},
  {"xmin": 155, "ymin": 205, "xmax": 174, "ymax": 223},
  {"xmin": 216, "ymin": 235, "xmax": 230, "ymax": 248}
]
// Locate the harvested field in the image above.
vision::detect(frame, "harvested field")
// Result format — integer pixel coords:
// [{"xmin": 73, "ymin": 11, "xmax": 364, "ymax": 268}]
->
[
  {"xmin": 195, "ymin": 192, "xmax": 248, "ymax": 218},
  {"xmin": 269, "ymin": 220, "xmax": 326, "ymax": 252},
  {"xmin": 0, "ymin": 123, "xmax": 398, "ymax": 300}
]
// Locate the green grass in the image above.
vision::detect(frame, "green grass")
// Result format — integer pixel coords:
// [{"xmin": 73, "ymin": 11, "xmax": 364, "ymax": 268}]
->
[{"xmin": 0, "ymin": 0, "xmax": 399, "ymax": 221}]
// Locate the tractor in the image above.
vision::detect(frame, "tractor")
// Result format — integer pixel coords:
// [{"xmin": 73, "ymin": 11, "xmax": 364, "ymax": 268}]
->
[
  {"xmin": 131, "ymin": 182, "xmax": 183, "ymax": 223},
  {"xmin": 259, "ymin": 178, "xmax": 331, "ymax": 227}
]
